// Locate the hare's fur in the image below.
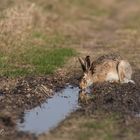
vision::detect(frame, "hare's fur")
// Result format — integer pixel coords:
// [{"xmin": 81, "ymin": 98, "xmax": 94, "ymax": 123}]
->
[{"xmin": 78, "ymin": 54, "xmax": 134, "ymax": 89}]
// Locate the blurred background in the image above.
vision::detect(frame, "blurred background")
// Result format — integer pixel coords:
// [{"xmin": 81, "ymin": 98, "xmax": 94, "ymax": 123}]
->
[{"xmin": 0, "ymin": 0, "xmax": 140, "ymax": 77}]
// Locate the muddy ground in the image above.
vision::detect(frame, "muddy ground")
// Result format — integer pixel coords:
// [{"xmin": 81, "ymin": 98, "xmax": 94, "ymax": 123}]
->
[
  {"xmin": 0, "ymin": 68, "xmax": 80, "ymax": 140},
  {"xmin": 0, "ymin": 61, "xmax": 140, "ymax": 140}
]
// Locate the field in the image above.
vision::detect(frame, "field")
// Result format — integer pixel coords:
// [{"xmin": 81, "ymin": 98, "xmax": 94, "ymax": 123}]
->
[{"xmin": 0, "ymin": 0, "xmax": 140, "ymax": 140}]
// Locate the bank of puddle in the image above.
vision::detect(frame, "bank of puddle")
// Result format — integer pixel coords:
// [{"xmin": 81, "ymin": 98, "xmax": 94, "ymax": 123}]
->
[{"xmin": 17, "ymin": 85, "xmax": 80, "ymax": 135}]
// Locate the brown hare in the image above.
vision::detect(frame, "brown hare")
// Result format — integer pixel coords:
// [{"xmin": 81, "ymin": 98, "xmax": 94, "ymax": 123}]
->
[{"xmin": 78, "ymin": 54, "xmax": 134, "ymax": 90}]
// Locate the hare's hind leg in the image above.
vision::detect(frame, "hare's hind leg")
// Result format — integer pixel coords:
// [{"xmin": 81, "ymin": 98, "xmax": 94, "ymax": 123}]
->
[{"xmin": 118, "ymin": 60, "xmax": 134, "ymax": 83}]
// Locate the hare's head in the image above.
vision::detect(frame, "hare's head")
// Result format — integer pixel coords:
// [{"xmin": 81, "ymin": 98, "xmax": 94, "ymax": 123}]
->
[{"xmin": 78, "ymin": 56, "xmax": 94, "ymax": 90}]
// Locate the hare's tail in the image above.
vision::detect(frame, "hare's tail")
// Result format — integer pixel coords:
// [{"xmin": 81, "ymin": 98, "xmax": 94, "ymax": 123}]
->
[{"xmin": 117, "ymin": 60, "xmax": 134, "ymax": 84}]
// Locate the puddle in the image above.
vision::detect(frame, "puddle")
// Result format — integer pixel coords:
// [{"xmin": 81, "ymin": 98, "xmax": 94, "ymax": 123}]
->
[
  {"xmin": 135, "ymin": 113, "xmax": 140, "ymax": 118},
  {"xmin": 17, "ymin": 85, "xmax": 80, "ymax": 135}
]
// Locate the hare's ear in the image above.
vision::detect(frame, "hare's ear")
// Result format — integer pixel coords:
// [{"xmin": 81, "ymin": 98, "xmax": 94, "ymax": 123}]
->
[
  {"xmin": 85, "ymin": 56, "xmax": 91, "ymax": 70},
  {"xmin": 78, "ymin": 57, "xmax": 86, "ymax": 72},
  {"xmin": 89, "ymin": 61, "xmax": 95, "ymax": 74}
]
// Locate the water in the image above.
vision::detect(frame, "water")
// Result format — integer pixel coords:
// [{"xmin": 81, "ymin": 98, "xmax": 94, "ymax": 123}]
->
[{"xmin": 17, "ymin": 85, "xmax": 80, "ymax": 135}]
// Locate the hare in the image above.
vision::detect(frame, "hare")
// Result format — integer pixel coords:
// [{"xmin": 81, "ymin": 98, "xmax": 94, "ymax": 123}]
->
[{"xmin": 78, "ymin": 54, "xmax": 134, "ymax": 90}]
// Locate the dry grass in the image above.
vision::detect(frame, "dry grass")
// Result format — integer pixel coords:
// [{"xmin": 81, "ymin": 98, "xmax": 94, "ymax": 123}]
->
[
  {"xmin": 0, "ymin": 2, "xmax": 45, "ymax": 53},
  {"xmin": 39, "ymin": 112, "xmax": 138, "ymax": 140},
  {"xmin": 0, "ymin": 1, "xmax": 76, "ymax": 76}
]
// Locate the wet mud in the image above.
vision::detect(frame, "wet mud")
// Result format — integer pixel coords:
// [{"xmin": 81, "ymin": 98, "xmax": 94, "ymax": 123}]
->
[
  {"xmin": 0, "ymin": 67, "xmax": 139, "ymax": 140},
  {"xmin": 0, "ymin": 70, "xmax": 80, "ymax": 140}
]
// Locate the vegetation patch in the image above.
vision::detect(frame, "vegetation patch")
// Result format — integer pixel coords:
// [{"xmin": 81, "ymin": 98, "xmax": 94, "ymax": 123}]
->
[{"xmin": 0, "ymin": 47, "xmax": 76, "ymax": 77}]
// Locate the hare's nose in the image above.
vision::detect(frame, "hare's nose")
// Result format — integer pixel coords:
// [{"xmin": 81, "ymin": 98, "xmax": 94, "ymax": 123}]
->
[{"xmin": 79, "ymin": 83, "xmax": 86, "ymax": 90}]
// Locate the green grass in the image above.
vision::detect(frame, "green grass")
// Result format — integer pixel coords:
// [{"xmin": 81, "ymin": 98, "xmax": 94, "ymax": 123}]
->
[
  {"xmin": 0, "ymin": 47, "xmax": 76, "ymax": 77},
  {"xmin": 24, "ymin": 47, "xmax": 76, "ymax": 74}
]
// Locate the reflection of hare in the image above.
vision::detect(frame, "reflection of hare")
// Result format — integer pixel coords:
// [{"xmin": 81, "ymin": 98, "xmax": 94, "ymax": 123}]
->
[
  {"xmin": 78, "ymin": 54, "xmax": 134, "ymax": 90},
  {"xmin": 78, "ymin": 90, "xmax": 92, "ymax": 104}
]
